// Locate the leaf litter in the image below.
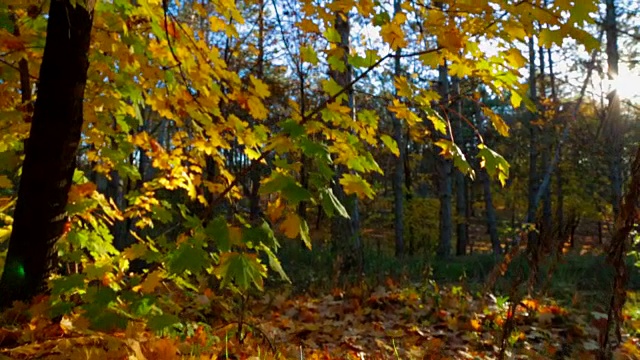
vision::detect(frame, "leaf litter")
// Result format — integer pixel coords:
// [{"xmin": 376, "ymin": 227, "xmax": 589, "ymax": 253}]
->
[{"xmin": 1, "ymin": 284, "xmax": 639, "ymax": 359}]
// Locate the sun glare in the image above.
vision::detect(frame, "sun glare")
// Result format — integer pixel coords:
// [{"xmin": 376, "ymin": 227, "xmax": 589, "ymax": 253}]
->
[{"xmin": 608, "ymin": 66, "xmax": 640, "ymax": 102}]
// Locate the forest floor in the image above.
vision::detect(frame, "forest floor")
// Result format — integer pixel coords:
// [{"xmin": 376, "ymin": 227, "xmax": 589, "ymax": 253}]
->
[{"xmin": 1, "ymin": 219, "xmax": 640, "ymax": 359}]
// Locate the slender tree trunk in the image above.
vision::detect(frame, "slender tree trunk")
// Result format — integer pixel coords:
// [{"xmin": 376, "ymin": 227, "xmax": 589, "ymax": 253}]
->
[
  {"xmin": 330, "ymin": 10, "xmax": 362, "ymax": 273},
  {"xmin": 538, "ymin": 44, "xmax": 552, "ymax": 243},
  {"xmin": 482, "ymin": 170, "xmax": 501, "ymax": 255},
  {"xmin": 548, "ymin": 45, "xmax": 563, "ymax": 237},
  {"xmin": 604, "ymin": 0, "xmax": 622, "ymax": 221},
  {"xmin": 0, "ymin": 0, "xmax": 95, "ymax": 307},
  {"xmin": 452, "ymin": 76, "xmax": 468, "ymax": 256},
  {"xmin": 474, "ymin": 100, "xmax": 500, "ymax": 255},
  {"xmin": 250, "ymin": 0, "xmax": 266, "ymax": 221},
  {"xmin": 436, "ymin": 59, "xmax": 452, "ymax": 258},
  {"xmin": 8, "ymin": 7, "xmax": 33, "ymax": 116},
  {"xmin": 526, "ymin": 34, "xmax": 540, "ymax": 255},
  {"xmin": 404, "ymin": 134, "xmax": 414, "ymax": 255},
  {"xmin": 391, "ymin": 0, "xmax": 405, "ymax": 258}
]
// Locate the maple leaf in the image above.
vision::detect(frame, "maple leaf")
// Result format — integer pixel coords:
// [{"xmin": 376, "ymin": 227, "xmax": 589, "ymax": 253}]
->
[
  {"xmin": 133, "ymin": 269, "xmax": 165, "ymax": 294},
  {"xmin": 214, "ymin": 252, "xmax": 266, "ymax": 291},
  {"xmin": 280, "ymin": 212, "xmax": 301, "ymax": 239},
  {"xmin": 339, "ymin": 173, "xmax": 375, "ymax": 199},
  {"xmin": 297, "ymin": 18, "xmax": 320, "ymax": 33},
  {"xmin": 249, "ymin": 75, "xmax": 270, "ymax": 98},
  {"xmin": 380, "ymin": 134, "xmax": 399, "ymax": 157},
  {"xmin": 380, "ymin": 21, "xmax": 407, "ymax": 50},
  {"xmin": 477, "ymin": 144, "xmax": 510, "ymax": 186},
  {"xmin": 300, "ymin": 44, "xmax": 319, "ymax": 65},
  {"xmin": 482, "ymin": 107, "xmax": 509, "ymax": 137}
]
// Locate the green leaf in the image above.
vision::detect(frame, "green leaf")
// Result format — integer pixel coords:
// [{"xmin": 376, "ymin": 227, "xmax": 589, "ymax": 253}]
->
[
  {"xmin": 214, "ymin": 252, "xmax": 267, "ymax": 291},
  {"xmin": 380, "ymin": 134, "xmax": 400, "ymax": 156},
  {"xmin": 300, "ymin": 44, "xmax": 319, "ymax": 65},
  {"xmin": 300, "ymin": 138, "xmax": 329, "ymax": 159},
  {"xmin": 51, "ymin": 274, "xmax": 86, "ymax": 296},
  {"xmin": 204, "ymin": 216, "xmax": 230, "ymax": 251},
  {"xmin": 373, "ymin": 12, "xmax": 391, "ymax": 26},
  {"xmin": 89, "ymin": 311, "xmax": 129, "ymax": 331},
  {"xmin": 148, "ymin": 313, "xmax": 181, "ymax": 332},
  {"xmin": 260, "ymin": 173, "xmax": 292, "ymax": 194},
  {"xmin": 320, "ymin": 187, "xmax": 349, "ymax": 218},
  {"xmin": 299, "ymin": 218, "xmax": 311, "ymax": 249},
  {"xmin": 322, "ymin": 78, "xmax": 344, "ymax": 98},
  {"xmin": 282, "ymin": 182, "xmax": 312, "ymax": 205},
  {"xmin": 328, "ymin": 55, "xmax": 347, "ymax": 72},
  {"xmin": 168, "ymin": 242, "xmax": 208, "ymax": 274},
  {"xmin": 538, "ymin": 28, "xmax": 564, "ymax": 48},
  {"xmin": 477, "ymin": 144, "xmax": 510, "ymax": 186},
  {"xmin": 348, "ymin": 50, "xmax": 380, "ymax": 68},
  {"xmin": 435, "ymin": 139, "xmax": 474, "ymax": 178},
  {"xmin": 0, "ymin": 5, "xmax": 15, "ymax": 33},
  {"xmin": 244, "ymin": 220, "xmax": 280, "ymax": 249},
  {"xmin": 130, "ymin": 296, "xmax": 157, "ymax": 317},
  {"xmin": 324, "ymin": 27, "xmax": 341, "ymax": 43},
  {"xmin": 257, "ymin": 244, "xmax": 290, "ymax": 283},
  {"xmin": 424, "ymin": 107, "xmax": 447, "ymax": 134}
]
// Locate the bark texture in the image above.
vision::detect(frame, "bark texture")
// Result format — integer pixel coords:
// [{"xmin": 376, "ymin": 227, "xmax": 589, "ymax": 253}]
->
[{"xmin": 0, "ymin": 0, "xmax": 94, "ymax": 307}]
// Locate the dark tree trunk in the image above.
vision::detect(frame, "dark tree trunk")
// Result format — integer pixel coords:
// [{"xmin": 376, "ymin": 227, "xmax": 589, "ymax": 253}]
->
[
  {"xmin": 391, "ymin": 0, "xmax": 404, "ymax": 258},
  {"xmin": 538, "ymin": 43, "xmax": 552, "ymax": 243},
  {"xmin": 436, "ymin": 59, "xmax": 452, "ymax": 258},
  {"xmin": 482, "ymin": 171, "xmax": 501, "ymax": 255},
  {"xmin": 251, "ymin": 0, "xmax": 266, "ymax": 222},
  {"xmin": 452, "ymin": 76, "xmax": 468, "ymax": 256},
  {"xmin": 0, "ymin": 0, "xmax": 94, "ymax": 307},
  {"xmin": 526, "ymin": 34, "xmax": 540, "ymax": 257}
]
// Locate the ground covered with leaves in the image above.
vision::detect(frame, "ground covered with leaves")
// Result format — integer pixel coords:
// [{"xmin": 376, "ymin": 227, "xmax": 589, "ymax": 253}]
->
[{"xmin": 1, "ymin": 282, "xmax": 639, "ymax": 360}]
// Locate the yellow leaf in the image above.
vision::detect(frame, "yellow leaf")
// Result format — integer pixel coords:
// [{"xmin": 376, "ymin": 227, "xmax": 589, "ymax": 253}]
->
[
  {"xmin": 250, "ymin": 75, "xmax": 270, "ymax": 98},
  {"xmin": 394, "ymin": 76, "xmax": 412, "ymax": 98},
  {"xmin": 420, "ymin": 51, "xmax": 443, "ymax": 68},
  {"xmin": 504, "ymin": 23, "xmax": 527, "ymax": 41},
  {"xmin": 248, "ymin": 95, "xmax": 268, "ymax": 120},
  {"xmin": 209, "ymin": 16, "xmax": 226, "ymax": 32},
  {"xmin": 380, "ymin": 134, "xmax": 400, "ymax": 156},
  {"xmin": 439, "ymin": 27, "xmax": 464, "ymax": 50},
  {"xmin": 449, "ymin": 61, "xmax": 472, "ymax": 78},
  {"xmin": 339, "ymin": 173, "xmax": 375, "ymax": 199},
  {"xmin": 356, "ymin": 0, "xmax": 374, "ymax": 17},
  {"xmin": 135, "ymin": 269, "xmax": 165, "ymax": 294},
  {"xmin": 510, "ymin": 91, "xmax": 523, "ymax": 109},
  {"xmin": 280, "ymin": 212, "xmax": 301, "ymax": 239},
  {"xmin": 297, "ymin": 18, "xmax": 320, "ymax": 33},
  {"xmin": 482, "ymin": 107, "xmax": 510, "ymax": 137},
  {"xmin": 504, "ymin": 48, "xmax": 527, "ymax": 68},
  {"xmin": 539, "ymin": 28, "xmax": 564, "ymax": 48},
  {"xmin": 380, "ymin": 22, "xmax": 407, "ymax": 50}
]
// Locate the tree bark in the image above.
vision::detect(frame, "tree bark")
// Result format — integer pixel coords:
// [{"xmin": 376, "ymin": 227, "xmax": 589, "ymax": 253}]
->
[
  {"xmin": 525, "ymin": 34, "xmax": 540, "ymax": 258},
  {"xmin": 604, "ymin": 0, "xmax": 622, "ymax": 221},
  {"xmin": 482, "ymin": 170, "xmax": 501, "ymax": 255},
  {"xmin": 391, "ymin": 0, "xmax": 405, "ymax": 258},
  {"xmin": 538, "ymin": 43, "xmax": 552, "ymax": 242},
  {"xmin": 452, "ymin": 76, "xmax": 468, "ymax": 256},
  {"xmin": 0, "ymin": 0, "xmax": 95, "ymax": 307},
  {"xmin": 330, "ymin": 10, "xmax": 362, "ymax": 273},
  {"xmin": 436, "ymin": 59, "xmax": 452, "ymax": 258}
]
